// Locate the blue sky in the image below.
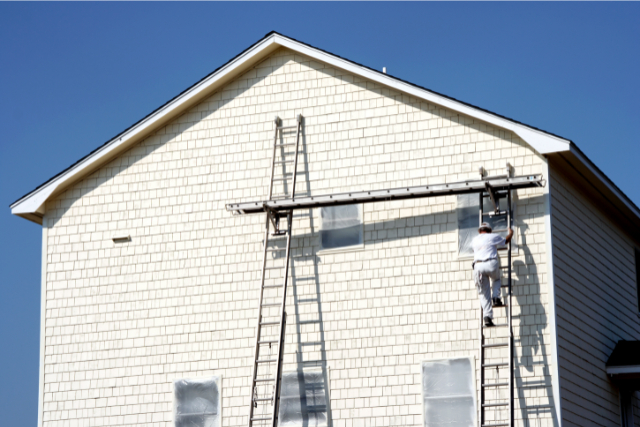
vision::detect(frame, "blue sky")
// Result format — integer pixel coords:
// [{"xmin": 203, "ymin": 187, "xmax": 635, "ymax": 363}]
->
[{"xmin": 1, "ymin": 2, "xmax": 638, "ymax": 424}]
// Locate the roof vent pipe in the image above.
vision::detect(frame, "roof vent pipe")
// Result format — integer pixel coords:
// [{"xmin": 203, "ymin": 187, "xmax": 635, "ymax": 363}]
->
[{"xmin": 382, "ymin": 67, "xmax": 387, "ymax": 74}]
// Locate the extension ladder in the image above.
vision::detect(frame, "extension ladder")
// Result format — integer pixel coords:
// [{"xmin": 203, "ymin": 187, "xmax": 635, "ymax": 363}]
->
[
  {"xmin": 478, "ymin": 176, "xmax": 514, "ymax": 427},
  {"xmin": 248, "ymin": 114, "xmax": 303, "ymax": 427}
]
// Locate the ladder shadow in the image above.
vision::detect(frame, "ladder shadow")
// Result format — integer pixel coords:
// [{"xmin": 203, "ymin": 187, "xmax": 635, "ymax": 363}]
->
[
  {"xmin": 511, "ymin": 223, "xmax": 560, "ymax": 427},
  {"xmin": 286, "ymin": 115, "xmax": 334, "ymax": 427}
]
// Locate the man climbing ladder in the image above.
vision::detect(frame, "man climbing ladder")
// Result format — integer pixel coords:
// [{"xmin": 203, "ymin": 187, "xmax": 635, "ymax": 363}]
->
[{"xmin": 472, "ymin": 222, "xmax": 514, "ymax": 327}]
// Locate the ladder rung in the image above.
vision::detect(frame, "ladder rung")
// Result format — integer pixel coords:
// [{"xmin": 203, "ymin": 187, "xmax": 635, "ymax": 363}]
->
[
  {"xmin": 483, "ymin": 342, "xmax": 509, "ymax": 348},
  {"xmin": 483, "ymin": 362, "xmax": 508, "ymax": 368},
  {"xmin": 482, "ymin": 382, "xmax": 509, "ymax": 388},
  {"xmin": 276, "ymin": 143, "xmax": 297, "ymax": 147},
  {"xmin": 272, "ymin": 177, "xmax": 292, "ymax": 181},
  {"xmin": 277, "ymin": 125, "xmax": 298, "ymax": 130},
  {"xmin": 482, "ymin": 402, "xmax": 509, "ymax": 408},
  {"xmin": 253, "ymin": 397, "xmax": 273, "ymax": 402},
  {"xmin": 263, "ymin": 285, "xmax": 284, "ymax": 289},
  {"xmin": 255, "ymin": 378, "xmax": 275, "ymax": 382},
  {"xmin": 258, "ymin": 340, "xmax": 279, "ymax": 344},
  {"xmin": 274, "ymin": 160, "xmax": 294, "ymax": 164},
  {"xmin": 264, "ymin": 266, "xmax": 285, "ymax": 270},
  {"xmin": 266, "ymin": 248, "xmax": 285, "ymax": 252},
  {"xmin": 260, "ymin": 303, "xmax": 281, "ymax": 307},
  {"xmin": 256, "ymin": 359, "xmax": 277, "ymax": 363},
  {"xmin": 251, "ymin": 417, "xmax": 272, "ymax": 421},
  {"xmin": 259, "ymin": 321, "xmax": 280, "ymax": 325},
  {"xmin": 482, "ymin": 423, "xmax": 509, "ymax": 427}
]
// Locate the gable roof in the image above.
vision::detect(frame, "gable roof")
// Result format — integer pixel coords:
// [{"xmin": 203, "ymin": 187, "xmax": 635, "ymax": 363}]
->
[{"xmin": 10, "ymin": 31, "xmax": 640, "ymax": 229}]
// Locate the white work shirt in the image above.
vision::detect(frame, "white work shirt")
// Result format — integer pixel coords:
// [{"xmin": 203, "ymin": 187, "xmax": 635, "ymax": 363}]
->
[{"xmin": 471, "ymin": 233, "xmax": 506, "ymax": 262}]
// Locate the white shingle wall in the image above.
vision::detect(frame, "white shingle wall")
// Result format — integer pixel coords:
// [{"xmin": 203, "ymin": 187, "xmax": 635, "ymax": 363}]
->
[{"xmin": 42, "ymin": 48, "xmax": 554, "ymax": 427}]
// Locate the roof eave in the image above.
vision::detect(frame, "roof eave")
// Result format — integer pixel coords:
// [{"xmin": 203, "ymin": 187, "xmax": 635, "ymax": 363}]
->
[
  {"xmin": 274, "ymin": 34, "xmax": 572, "ymax": 156},
  {"xmin": 10, "ymin": 34, "xmax": 282, "ymax": 222},
  {"xmin": 11, "ymin": 32, "xmax": 625, "ymax": 226},
  {"xmin": 547, "ymin": 143, "xmax": 640, "ymax": 235}
]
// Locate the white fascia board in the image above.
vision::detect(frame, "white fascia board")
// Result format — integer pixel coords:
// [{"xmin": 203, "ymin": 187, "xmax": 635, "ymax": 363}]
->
[
  {"xmin": 606, "ymin": 365, "xmax": 640, "ymax": 375},
  {"xmin": 273, "ymin": 35, "xmax": 572, "ymax": 156},
  {"xmin": 568, "ymin": 144, "xmax": 640, "ymax": 221},
  {"xmin": 10, "ymin": 35, "xmax": 280, "ymax": 221},
  {"xmin": 12, "ymin": 32, "xmax": 572, "ymax": 223}
]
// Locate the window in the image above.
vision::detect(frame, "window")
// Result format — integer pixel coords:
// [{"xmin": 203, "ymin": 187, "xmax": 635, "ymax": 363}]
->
[
  {"xmin": 278, "ymin": 369, "xmax": 329, "ymax": 427},
  {"xmin": 174, "ymin": 376, "xmax": 220, "ymax": 427},
  {"xmin": 422, "ymin": 358, "xmax": 476, "ymax": 427},
  {"xmin": 319, "ymin": 204, "xmax": 363, "ymax": 251},
  {"xmin": 457, "ymin": 194, "xmax": 517, "ymax": 257}
]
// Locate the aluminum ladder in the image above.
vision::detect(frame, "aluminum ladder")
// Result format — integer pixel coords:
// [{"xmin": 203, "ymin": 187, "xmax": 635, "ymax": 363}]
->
[
  {"xmin": 248, "ymin": 114, "xmax": 303, "ymax": 427},
  {"xmin": 478, "ymin": 173, "xmax": 514, "ymax": 427}
]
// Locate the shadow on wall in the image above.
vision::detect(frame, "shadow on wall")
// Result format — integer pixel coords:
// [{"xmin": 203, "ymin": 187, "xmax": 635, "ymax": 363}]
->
[
  {"xmin": 512, "ymin": 223, "xmax": 560, "ymax": 427},
  {"xmin": 274, "ymin": 126, "xmax": 555, "ymax": 427},
  {"xmin": 294, "ymin": 122, "xmax": 333, "ymax": 427}
]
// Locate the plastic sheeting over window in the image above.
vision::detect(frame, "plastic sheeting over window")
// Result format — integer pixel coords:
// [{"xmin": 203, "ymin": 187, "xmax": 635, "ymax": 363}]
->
[
  {"xmin": 320, "ymin": 204, "xmax": 363, "ymax": 250},
  {"xmin": 457, "ymin": 194, "xmax": 517, "ymax": 257},
  {"xmin": 422, "ymin": 358, "xmax": 476, "ymax": 427},
  {"xmin": 174, "ymin": 376, "xmax": 220, "ymax": 427},
  {"xmin": 278, "ymin": 370, "xmax": 328, "ymax": 427}
]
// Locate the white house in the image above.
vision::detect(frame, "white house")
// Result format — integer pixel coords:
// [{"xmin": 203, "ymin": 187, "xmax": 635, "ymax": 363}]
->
[{"xmin": 11, "ymin": 32, "xmax": 640, "ymax": 427}]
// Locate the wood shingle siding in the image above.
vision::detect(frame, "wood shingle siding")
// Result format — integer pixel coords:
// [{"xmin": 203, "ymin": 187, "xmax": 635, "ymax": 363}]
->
[
  {"xmin": 39, "ymin": 48, "xmax": 555, "ymax": 426},
  {"xmin": 550, "ymin": 161, "xmax": 640, "ymax": 427}
]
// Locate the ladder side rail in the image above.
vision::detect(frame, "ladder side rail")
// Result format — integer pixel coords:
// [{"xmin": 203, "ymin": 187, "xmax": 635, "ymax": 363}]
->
[
  {"xmin": 268, "ymin": 117, "xmax": 281, "ymax": 199},
  {"xmin": 290, "ymin": 115, "xmax": 302, "ymax": 199},
  {"xmin": 270, "ymin": 211, "xmax": 294, "ymax": 427},
  {"xmin": 248, "ymin": 216, "xmax": 273, "ymax": 426},
  {"xmin": 507, "ymin": 188, "xmax": 514, "ymax": 427},
  {"xmin": 479, "ymin": 191, "xmax": 485, "ymax": 427}
]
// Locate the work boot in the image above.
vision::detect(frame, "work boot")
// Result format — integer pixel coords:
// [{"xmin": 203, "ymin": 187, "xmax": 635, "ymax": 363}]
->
[
  {"xmin": 483, "ymin": 316, "xmax": 495, "ymax": 327},
  {"xmin": 492, "ymin": 297, "xmax": 504, "ymax": 307}
]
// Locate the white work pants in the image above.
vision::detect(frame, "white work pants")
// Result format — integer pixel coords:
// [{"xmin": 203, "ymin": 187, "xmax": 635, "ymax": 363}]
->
[{"xmin": 473, "ymin": 259, "xmax": 501, "ymax": 319}]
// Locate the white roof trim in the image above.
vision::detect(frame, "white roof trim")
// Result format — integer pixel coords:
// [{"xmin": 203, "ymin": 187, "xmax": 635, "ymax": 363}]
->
[
  {"xmin": 568, "ymin": 144, "xmax": 640, "ymax": 220},
  {"xmin": 606, "ymin": 365, "xmax": 640, "ymax": 375},
  {"xmin": 9, "ymin": 32, "xmax": 611, "ymax": 224},
  {"xmin": 274, "ymin": 34, "xmax": 571, "ymax": 155}
]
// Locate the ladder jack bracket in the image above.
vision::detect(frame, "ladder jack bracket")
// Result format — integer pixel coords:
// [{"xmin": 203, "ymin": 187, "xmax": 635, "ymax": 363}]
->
[
  {"xmin": 265, "ymin": 206, "xmax": 290, "ymax": 236},
  {"xmin": 264, "ymin": 205, "xmax": 279, "ymax": 232},
  {"xmin": 484, "ymin": 182, "xmax": 500, "ymax": 214}
]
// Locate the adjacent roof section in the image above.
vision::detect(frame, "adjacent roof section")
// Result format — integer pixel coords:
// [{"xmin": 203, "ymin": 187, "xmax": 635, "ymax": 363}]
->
[
  {"xmin": 9, "ymin": 31, "xmax": 638, "ymax": 228},
  {"xmin": 606, "ymin": 341, "xmax": 640, "ymax": 376}
]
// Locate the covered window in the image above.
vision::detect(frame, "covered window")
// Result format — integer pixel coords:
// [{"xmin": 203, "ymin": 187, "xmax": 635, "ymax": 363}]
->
[
  {"xmin": 422, "ymin": 357, "xmax": 476, "ymax": 427},
  {"xmin": 278, "ymin": 369, "xmax": 329, "ymax": 426},
  {"xmin": 320, "ymin": 204, "xmax": 363, "ymax": 251},
  {"xmin": 457, "ymin": 194, "xmax": 517, "ymax": 257},
  {"xmin": 174, "ymin": 376, "xmax": 220, "ymax": 427}
]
